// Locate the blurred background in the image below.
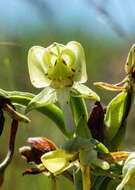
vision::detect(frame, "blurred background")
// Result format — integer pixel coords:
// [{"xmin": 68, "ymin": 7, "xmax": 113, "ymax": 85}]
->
[{"xmin": 0, "ymin": 0, "xmax": 135, "ymax": 189}]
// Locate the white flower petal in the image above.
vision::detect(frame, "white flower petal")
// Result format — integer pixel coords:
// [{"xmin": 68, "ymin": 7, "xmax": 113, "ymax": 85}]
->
[
  {"xmin": 61, "ymin": 48, "xmax": 76, "ymax": 67},
  {"xmin": 67, "ymin": 41, "xmax": 87, "ymax": 83},
  {"xmin": 28, "ymin": 46, "xmax": 51, "ymax": 88}
]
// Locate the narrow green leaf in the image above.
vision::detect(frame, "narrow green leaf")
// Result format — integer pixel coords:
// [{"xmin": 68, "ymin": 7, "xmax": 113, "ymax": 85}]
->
[
  {"xmin": 92, "ymin": 176, "xmax": 108, "ymax": 190},
  {"xmin": 106, "ymin": 180, "xmax": 118, "ymax": 190},
  {"xmin": 110, "ymin": 90, "xmax": 133, "ymax": 150},
  {"xmin": 70, "ymin": 96, "xmax": 88, "ymax": 126},
  {"xmin": 73, "ymin": 169, "xmax": 83, "ymax": 190},
  {"xmin": 6, "ymin": 91, "xmax": 67, "ymax": 136},
  {"xmin": 76, "ymin": 116, "xmax": 91, "ymax": 138},
  {"xmin": 37, "ymin": 105, "xmax": 66, "ymax": 135},
  {"xmin": 104, "ymin": 91, "xmax": 128, "ymax": 141},
  {"xmin": 7, "ymin": 91, "xmax": 34, "ymax": 104},
  {"xmin": 0, "ymin": 88, "xmax": 8, "ymax": 97}
]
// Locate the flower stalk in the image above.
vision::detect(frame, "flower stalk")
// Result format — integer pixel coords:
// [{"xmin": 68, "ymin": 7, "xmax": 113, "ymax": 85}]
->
[{"xmin": 81, "ymin": 165, "xmax": 91, "ymax": 190}]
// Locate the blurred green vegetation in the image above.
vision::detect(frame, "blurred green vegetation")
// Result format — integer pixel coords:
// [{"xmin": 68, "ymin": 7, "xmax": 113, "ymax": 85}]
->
[{"xmin": 0, "ymin": 1, "xmax": 135, "ymax": 189}]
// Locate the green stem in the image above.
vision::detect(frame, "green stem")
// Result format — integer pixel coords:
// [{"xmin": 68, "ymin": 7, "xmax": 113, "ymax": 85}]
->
[
  {"xmin": 70, "ymin": 96, "xmax": 91, "ymax": 138},
  {"xmin": 0, "ymin": 119, "xmax": 18, "ymax": 187},
  {"xmin": 51, "ymin": 175, "xmax": 57, "ymax": 190},
  {"xmin": 81, "ymin": 165, "xmax": 91, "ymax": 190}
]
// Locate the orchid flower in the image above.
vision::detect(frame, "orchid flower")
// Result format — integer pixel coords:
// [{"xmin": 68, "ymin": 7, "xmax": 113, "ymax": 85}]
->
[{"xmin": 27, "ymin": 41, "xmax": 99, "ymax": 133}]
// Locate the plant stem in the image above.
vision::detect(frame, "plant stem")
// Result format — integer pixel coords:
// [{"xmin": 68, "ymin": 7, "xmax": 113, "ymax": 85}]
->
[
  {"xmin": 81, "ymin": 165, "xmax": 91, "ymax": 190},
  {"xmin": 51, "ymin": 175, "xmax": 57, "ymax": 190},
  {"xmin": 0, "ymin": 119, "xmax": 18, "ymax": 187}
]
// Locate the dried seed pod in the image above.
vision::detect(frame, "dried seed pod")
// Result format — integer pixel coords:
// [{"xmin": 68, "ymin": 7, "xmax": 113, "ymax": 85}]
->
[
  {"xmin": 19, "ymin": 137, "xmax": 57, "ymax": 164},
  {"xmin": 88, "ymin": 102, "xmax": 105, "ymax": 142}
]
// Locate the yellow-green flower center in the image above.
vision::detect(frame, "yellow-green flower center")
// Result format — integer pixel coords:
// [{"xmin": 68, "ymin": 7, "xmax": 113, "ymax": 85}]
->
[{"xmin": 44, "ymin": 44, "xmax": 76, "ymax": 88}]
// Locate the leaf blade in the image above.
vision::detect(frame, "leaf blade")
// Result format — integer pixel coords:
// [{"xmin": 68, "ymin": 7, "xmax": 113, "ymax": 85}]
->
[{"xmin": 104, "ymin": 91, "xmax": 128, "ymax": 141}]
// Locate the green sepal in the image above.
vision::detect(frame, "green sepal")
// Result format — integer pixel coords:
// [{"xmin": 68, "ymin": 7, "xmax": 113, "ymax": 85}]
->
[
  {"xmin": 26, "ymin": 87, "xmax": 57, "ymax": 112},
  {"xmin": 104, "ymin": 91, "xmax": 128, "ymax": 141},
  {"xmin": 62, "ymin": 136, "xmax": 93, "ymax": 153},
  {"xmin": 41, "ymin": 149, "xmax": 76, "ymax": 175},
  {"xmin": 71, "ymin": 83, "xmax": 100, "ymax": 101}
]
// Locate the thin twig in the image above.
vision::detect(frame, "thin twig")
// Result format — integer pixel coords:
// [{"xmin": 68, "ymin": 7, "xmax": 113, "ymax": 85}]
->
[{"xmin": 0, "ymin": 42, "xmax": 22, "ymax": 47}]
